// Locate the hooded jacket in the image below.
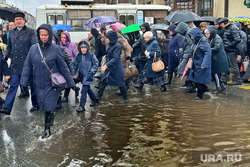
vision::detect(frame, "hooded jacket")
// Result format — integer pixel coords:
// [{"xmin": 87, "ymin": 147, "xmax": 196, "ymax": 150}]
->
[
  {"xmin": 132, "ymin": 22, "xmax": 151, "ymax": 60},
  {"xmin": 102, "ymin": 30, "xmax": 125, "ymax": 87},
  {"xmin": 206, "ymin": 25, "xmax": 229, "ymax": 74},
  {"xmin": 188, "ymin": 28, "xmax": 211, "ymax": 84},
  {"xmin": 175, "ymin": 22, "xmax": 193, "ymax": 75},
  {"xmin": 60, "ymin": 31, "xmax": 79, "ymax": 61},
  {"xmin": 233, "ymin": 22, "xmax": 247, "ymax": 55},
  {"xmin": 168, "ymin": 24, "xmax": 183, "ymax": 73},
  {"xmin": 52, "ymin": 31, "xmax": 74, "ymax": 74},
  {"xmin": 21, "ymin": 24, "xmax": 75, "ymax": 112},
  {"xmin": 74, "ymin": 40, "xmax": 99, "ymax": 85}
]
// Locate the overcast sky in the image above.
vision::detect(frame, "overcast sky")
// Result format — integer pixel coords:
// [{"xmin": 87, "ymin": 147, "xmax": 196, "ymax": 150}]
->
[{"xmin": 6, "ymin": 0, "xmax": 60, "ymax": 16}]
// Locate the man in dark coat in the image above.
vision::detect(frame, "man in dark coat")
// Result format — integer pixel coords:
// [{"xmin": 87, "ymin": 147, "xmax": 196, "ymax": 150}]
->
[
  {"xmin": 0, "ymin": 12, "xmax": 37, "ymax": 115},
  {"xmin": 218, "ymin": 17, "xmax": 242, "ymax": 85}
]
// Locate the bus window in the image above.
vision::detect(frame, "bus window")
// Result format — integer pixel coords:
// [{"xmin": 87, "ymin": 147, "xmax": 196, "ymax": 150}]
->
[
  {"xmin": 79, "ymin": 11, "xmax": 91, "ymax": 18},
  {"xmin": 93, "ymin": 11, "xmax": 105, "ymax": 17},
  {"xmin": 145, "ymin": 10, "xmax": 168, "ymax": 24},
  {"xmin": 119, "ymin": 15, "xmax": 126, "ymax": 25},
  {"xmin": 48, "ymin": 15, "xmax": 55, "ymax": 25},
  {"xmin": 128, "ymin": 15, "xmax": 134, "ymax": 25},
  {"xmin": 66, "ymin": 10, "xmax": 91, "ymax": 31},
  {"xmin": 57, "ymin": 15, "xmax": 63, "ymax": 24},
  {"xmin": 106, "ymin": 11, "xmax": 116, "ymax": 17}
]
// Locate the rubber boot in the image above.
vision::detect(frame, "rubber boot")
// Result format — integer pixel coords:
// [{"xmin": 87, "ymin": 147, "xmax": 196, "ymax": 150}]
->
[
  {"xmin": 134, "ymin": 83, "xmax": 144, "ymax": 92},
  {"xmin": 184, "ymin": 81, "xmax": 196, "ymax": 93},
  {"xmin": 18, "ymin": 86, "xmax": 30, "ymax": 98},
  {"xmin": 159, "ymin": 84, "xmax": 167, "ymax": 92},
  {"xmin": 73, "ymin": 86, "xmax": 80, "ymax": 98},
  {"xmin": 165, "ymin": 73, "xmax": 173, "ymax": 85},
  {"xmin": 56, "ymin": 96, "xmax": 62, "ymax": 110},
  {"xmin": 117, "ymin": 86, "xmax": 128, "ymax": 103},
  {"xmin": 62, "ymin": 88, "xmax": 70, "ymax": 102},
  {"xmin": 42, "ymin": 111, "xmax": 55, "ymax": 139}
]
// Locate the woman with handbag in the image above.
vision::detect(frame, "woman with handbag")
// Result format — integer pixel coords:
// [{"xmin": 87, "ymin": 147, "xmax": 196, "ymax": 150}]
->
[
  {"xmin": 20, "ymin": 24, "xmax": 75, "ymax": 139},
  {"xmin": 136, "ymin": 31, "xmax": 166, "ymax": 92},
  {"xmin": 204, "ymin": 26, "xmax": 229, "ymax": 94},
  {"xmin": 188, "ymin": 28, "xmax": 212, "ymax": 100},
  {"xmin": 73, "ymin": 40, "xmax": 99, "ymax": 112}
]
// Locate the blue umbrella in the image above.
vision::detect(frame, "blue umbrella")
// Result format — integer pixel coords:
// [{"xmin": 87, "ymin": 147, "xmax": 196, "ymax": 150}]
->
[
  {"xmin": 52, "ymin": 24, "xmax": 72, "ymax": 31},
  {"xmin": 85, "ymin": 15, "xmax": 118, "ymax": 28}
]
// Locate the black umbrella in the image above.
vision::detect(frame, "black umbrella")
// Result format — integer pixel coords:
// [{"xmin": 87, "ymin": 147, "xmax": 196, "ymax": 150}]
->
[
  {"xmin": 201, "ymin": 16, "xmax": 216, "ymax": 22},
  {"xmin": 0, "ymin": 7, "xmax": 19, "ymax": 21},
  {"xmin": 150, "ymin": 24, "xmax": 169, "ymax": 31},
  {"xmin": 164, "ymin": 11, "xmax": 203, "ymax": 23}
]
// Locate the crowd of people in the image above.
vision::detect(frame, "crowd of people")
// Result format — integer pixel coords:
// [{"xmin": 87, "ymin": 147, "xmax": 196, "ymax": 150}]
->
[{"xmin": 0, "ymin": 11, "xmax": 250, "ymax": 139}]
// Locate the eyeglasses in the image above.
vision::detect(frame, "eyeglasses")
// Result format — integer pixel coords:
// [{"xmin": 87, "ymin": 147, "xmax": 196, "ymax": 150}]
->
[{"xmin": 61, "ymin": 37, "xmax": 66, "ymax": 38}]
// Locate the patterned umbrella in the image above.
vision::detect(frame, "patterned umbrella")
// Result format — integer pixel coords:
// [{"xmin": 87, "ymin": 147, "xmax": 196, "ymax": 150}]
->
[
  {"xmin": 109, "ymin": 22, "xmax": 126, "ymax": 31},
  {"xmin": 229, "ymin": 16, "xmax": 250, "ymax": 25},
  {"xmin": 85, "ymin": 15, "xmax": 118, "ymax": 28}
]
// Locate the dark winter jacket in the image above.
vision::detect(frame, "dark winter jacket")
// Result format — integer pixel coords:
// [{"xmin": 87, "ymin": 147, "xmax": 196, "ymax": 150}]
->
[
  {"xmin": 144, "ymin": 36, "xmax": 165, "ymax": 78},
  {"xmin": 222, "ymin": 23, "xmax": 241, "ymax": 53},
  {"xmin": 102, "ymin": 30, "xmax": 125, "ymax": 87},
  {"xmin": 91, "ymin": 28, "xmax": 105, "ymax": 60},
  {"xmin": 175, "ymin": 22, "xmax": 193, "ymax": 75},
  {"xmin": 20, "ymin": 24, "xmax": 75, "ymax": 112},
  {"xmin": 233, "ymin": 22, "xmax": 247, "ymax": 56},
  {"xmin": 0, "ymin": 50, "xmax": 10, "ymax": 81},
  {"xmin": 188, "ymin": 28, "xmax": 211, "ymax": 84},
  {"xmin": 4, "ymin": 25, "xmax": 37, "ymax": 75},
  {"xmin": 52, "ymin": 31, "xmax": 75, "ymax": 74},
  {"xmin": 168, "ymin": 24, "xmax": 183, "ymax": 73},
  {"xmin": 132, "ymin": 22, "xmax": 151, "ymax": 60},
  {"xmin": 206, "ymin": 26, "xmax": 229, "ymax": 74}
]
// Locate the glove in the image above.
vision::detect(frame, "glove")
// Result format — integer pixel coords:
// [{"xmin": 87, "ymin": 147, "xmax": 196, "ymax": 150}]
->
[
  {"xmin": 145, "ymin": 50, "xmax": 150, "ymax": 58},
  {"xmin": 2, "ymin": 55, "xmax": 8, "ymax": 61}
]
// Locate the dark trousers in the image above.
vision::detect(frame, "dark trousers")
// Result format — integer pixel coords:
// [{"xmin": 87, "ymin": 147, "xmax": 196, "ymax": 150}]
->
[
  {"xmin": 80, "ymin": 85, "xmax": 96, "ymax": 107},
  {"xmin": 227, "ymin": 52, "xmax": 241, "ymax": 82},
  {"xmin": 4, "ymin": 75, "xmax": 37, "ymax": 112},
  {"xmin": 45, "ymin": 111, "xmax": 55, "ymax": 128},
  {"xmin": 97, "ymin": 79, "xmax": 127, "ymax": 100},
  {"xmin": 195, "ymin": 82, "xmax": 207, "ymax": 99}
]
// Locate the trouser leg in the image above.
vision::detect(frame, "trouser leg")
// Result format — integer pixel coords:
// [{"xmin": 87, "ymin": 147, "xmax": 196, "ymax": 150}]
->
[
  {"xmin": 119, "ymin": 86, "xmax": 128, "ymax": 100},
  {"xmin": 30, "ymin": 76, "xmax": 38, "ymax": 108},
  {"xmin": 63, "ymin": 88, "xmax": 71, "ymax": 98},
  {"xmin": 97, "ymin": 79, "xmax": 108, "ymax": 100},
  {"xmin": 87, "ymin": 86, "xmax": 97, "ymax": 101},
  {"xmin": 80, "ymin": 85, "xmax": 88, "ymax": 107},
  {"xmin": 45, "ymin": 111, "xmax": 55, "ymax": 128},
  {"xmin": 227, "ymin": 52, "xmax": 241, "ymax": 82},
  {"xmin": 195, "ymin": 82, "xmax": 205, "ymax": 99},
  {"xmin": 3, "ymin": 75, "xmax": 20, "ymax": 112}
]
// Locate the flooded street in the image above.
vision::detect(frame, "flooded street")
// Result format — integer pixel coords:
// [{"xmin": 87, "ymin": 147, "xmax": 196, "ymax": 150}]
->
[{"xmin": 1, "ymin": 79, "xmax": 250, "ymax": 167}]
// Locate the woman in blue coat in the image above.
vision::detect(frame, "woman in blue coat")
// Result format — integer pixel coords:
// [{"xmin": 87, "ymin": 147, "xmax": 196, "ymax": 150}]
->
[
  {"xmin": 188, "ymin": 28, "xmax": 211, "ymax": 100},
  {"xmin": 74, "ymin": 40, "xmax": 99, "ymax": 112},
  {"xmin": 136, "ymin": 31, "xmax": 166, "ymax": 92},
  {"xmin": 20, "ymin": 24, "xmax": 75, "ymax": 139},
  {"xmin": 205, "ymin": 25, "xmax": 229, "ymax": 94},
  {"xmin": 97, "ymin": 30, "xmax": 128, "ymax": 103},
  {"xmin": 166, "ymin": 24, "xmax": 183, "ymax": 85}
]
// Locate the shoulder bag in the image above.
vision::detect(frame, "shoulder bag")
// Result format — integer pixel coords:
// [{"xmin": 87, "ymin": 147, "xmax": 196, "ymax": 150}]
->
[
  {"xmin": 152, "ymin": 52, "xmax": 165, "ymax": 72},
  {"xmin": 187, "ymin": 36, "xmax": 204, "ymax": 69},
  {"xmin": 37, "ymin": 44, "xmax": 66, "ymax": 87}
]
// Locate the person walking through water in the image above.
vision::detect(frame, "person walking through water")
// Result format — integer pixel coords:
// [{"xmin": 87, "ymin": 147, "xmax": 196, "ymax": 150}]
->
[
  {"xmin": 97, "ymin": 30, "xmax": 128, "ymax": 103},
  {"xmin": 0, "ymin": 12, "xmax": 38, "ymax": 115},
  {"xmin": 20, "ymin": 24, "xmax": 75, "ymax": 139},
  {"xmin": 188, "ymin": 28, "xmax": 211, "ymax": 100},
  {"xmin": 74, "ymin": 40, "xmax": 99, "ymax": 112},
  {"xmin": 60, "ymin": 31, "xmax": 80, "ymax": 102}
]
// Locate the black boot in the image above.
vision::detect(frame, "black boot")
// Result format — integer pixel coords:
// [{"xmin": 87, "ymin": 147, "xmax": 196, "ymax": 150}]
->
[
  {"xmin": 117, "ymin": 86, "xmax": 128, "ymax": 103},
  {"xmin": 184, "ymin": 81, "xmax": 196, "ymax": 93},
  {"xmin": 159, "ymin": 84, "xmax": 167, "ymax": 92},
  {"xmin": 56, "ymin": 96, "xmax": 62, "ymax": 110},
  {"xmin": 61, "ymin": 97, "xmax": 68, "ymax": 103},
  {"xmin": 90, "ymin": 100, "xmax": 99, "ymax": 107},
  {"xmin": 96, "ymin": 80, "xmax": 108, "ymax": 101},
  {"xmin": 74, "ymin": 86, "xmax": 80, "ymax": 98},
  {"xmin": 134, "ymin": 83, "xmax": 144, "ymax": 92},
  {"xmin": 212, "ymin": 87, "xmax": 222, "ymax": 94},
  {"xmin": 18, "ymin": 86, "xmax": 30, "ymax": 98},
  {"xmin": 42, "ymin": 111, "xmax": 55, "ymax": 139},
  {"xmin": 76, "ymin": 106, "xmax": 85, "ymax": 113},
  {"xmin": 165, "ymin": 73, "xmax": 173, "ymax": 85},
  {"xmin": 62, "ymin": 88, "xmax": 70, "ymax": 102}
]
